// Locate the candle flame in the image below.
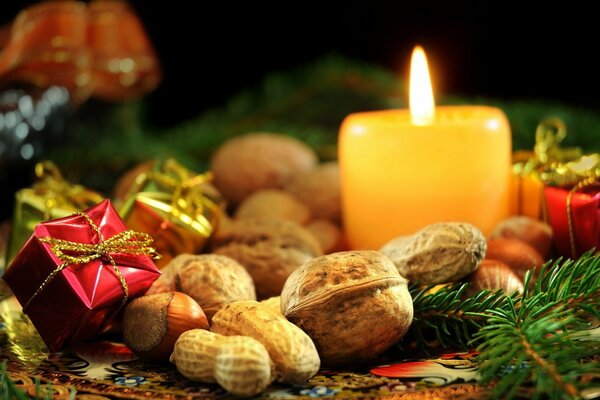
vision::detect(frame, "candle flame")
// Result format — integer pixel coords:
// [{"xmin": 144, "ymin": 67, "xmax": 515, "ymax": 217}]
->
[{"xmin": 410, "ymin": 46, "xmax": 435, "ymax": 125}]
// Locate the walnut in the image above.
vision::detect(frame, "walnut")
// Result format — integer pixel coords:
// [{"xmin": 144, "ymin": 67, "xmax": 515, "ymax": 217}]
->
[
  {"xmin": 306, "ymin": 219, "xmax": 345, "ymax": 254},
  {"xmin": 235, "ymin": 189, "xmax": 312, "ymax": 225},
  {"xmin": 280, "ymin": 251, "xmax": 413, "ymax": 367},
  {"xmin": 210, "ymin": 133, "xmax": 318, "ymax": 204},
  {"xmin": 284, "ymin": 162, "xmax": 341, "ymax": 222},
  {"xmin": 146, "ymin": 254, "xmax": 256, "ymax": 320},
  {"xmin": 212, "ymin": 218, "xmax": 323, "ymax": 299}
]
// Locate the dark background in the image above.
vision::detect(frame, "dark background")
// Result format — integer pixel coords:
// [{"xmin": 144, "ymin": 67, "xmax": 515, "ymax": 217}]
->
[{"xmin": 3, "ymin": 2, "xmax": 598, "ymax": 127}]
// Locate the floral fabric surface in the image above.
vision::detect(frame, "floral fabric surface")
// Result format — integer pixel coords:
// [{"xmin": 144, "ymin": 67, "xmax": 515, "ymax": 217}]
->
[{"xmin": 0, "ymin": 294, "xmax": 481, "ymax": 399}]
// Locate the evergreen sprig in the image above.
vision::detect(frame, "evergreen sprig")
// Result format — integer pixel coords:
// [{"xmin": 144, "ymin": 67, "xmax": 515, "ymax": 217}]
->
[
  {"xmin": 475, "ymin": 254, "xmax": 600, "ymax": 399},
  {"xmin": 401, "ymin": 283, "xmax": 515, "ymax": 353},
  {"xmin": 406, "ymin": 253, "xmax": 600, "ymax": 399}
]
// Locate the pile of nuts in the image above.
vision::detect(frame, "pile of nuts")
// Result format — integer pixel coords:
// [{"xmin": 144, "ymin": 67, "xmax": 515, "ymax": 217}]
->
[{"xmin": 117, "ymin": 132, "xmax": 553, "ymax": 397}]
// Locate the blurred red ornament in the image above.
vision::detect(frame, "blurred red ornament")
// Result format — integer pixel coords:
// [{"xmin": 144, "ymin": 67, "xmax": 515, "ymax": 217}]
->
[{"xmin": 0, "ymin": 1, "xmax": 161, "ymax": 103}]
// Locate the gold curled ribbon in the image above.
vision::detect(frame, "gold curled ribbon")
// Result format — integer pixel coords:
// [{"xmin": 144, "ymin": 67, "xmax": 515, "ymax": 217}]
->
[
  {"xmin": 516, "ymin": 117, "xmax": 582, "ymax": 173},
  {"xmin": 130, "ymin": 159, "xmax": 221, "ymax": 232},
  {"xmin": 32, "ymin": 161, "xmax": 104, "ymax": 219},
  {"xmin": 566, "ymin": 177, "xmax": 600, "ymax": 257},
  {"xmin": 529, "ymin": 118, "xmax": 600, "ymax": 187},
  {"xmin": 540, "ymin": 154, "xmax": 600, "ymax": 188},
  {"xmin": 23, "ymin": 211, "xmax": 158, "ymax": 314}
]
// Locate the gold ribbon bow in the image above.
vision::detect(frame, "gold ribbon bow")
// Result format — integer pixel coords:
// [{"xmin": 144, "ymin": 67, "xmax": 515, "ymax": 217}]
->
[
  {"xmin": 513, "ymin": 118, "xmax": 583, "ymax": 177},
  {"xmin": 130, "ymin": 159, "xmax": 220, "ymax": 236},
  {"xmin": 23, "ymin": 211, "xmax": 158, "ymax": 313},
  {"xmin": 527, "ymin": 119, "xmax": 600, "ymax": 257},
  {"xmin": 32, "ymin": 161, "xmax": 104, "ymax": 219}
]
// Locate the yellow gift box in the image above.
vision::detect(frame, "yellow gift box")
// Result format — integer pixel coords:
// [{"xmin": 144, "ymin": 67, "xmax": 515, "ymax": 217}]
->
[
  {"xmin": 119, "ymin": 159, "xmax": 223, "ymax": 269},
  {"xmin": 6, "ymin": 161, "xmax": 104, "ymax": 266}
]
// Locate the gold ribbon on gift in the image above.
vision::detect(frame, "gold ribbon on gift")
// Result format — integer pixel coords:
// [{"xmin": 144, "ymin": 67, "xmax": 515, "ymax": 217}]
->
[
  {"xmin": 535, "ymin": 115, "xmax": 600, "ymax": 188},
  {"xmin": 23, "ymin": 211, "xmax": 158, "ymax": 314},
  {"xmin": 32, "ymin": 161, "xmax": 105, "ymax": 220},
  {"xmin": 541, "ymin": 148, "xmax": 600, "ymax": 258},
  {"xmin": 540, "ymin": 154, "xmax": 600, "ymax": 188},
  {"xmin": 511, "ymin": 118, "xmax": 584, "ymax": 218},
  {"xmin": 128, "ymin": 159, "xmax": 221, "ymax": 237},
  {"xmin": 0, "ymin": 1, "xmax": 161, "ymax": 102}
]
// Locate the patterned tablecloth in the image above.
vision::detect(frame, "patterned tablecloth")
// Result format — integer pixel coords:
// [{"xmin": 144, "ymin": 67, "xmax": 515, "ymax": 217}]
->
[{"xmin": 1, "ymin": 289, "xmax": 483, "ymax": 400}]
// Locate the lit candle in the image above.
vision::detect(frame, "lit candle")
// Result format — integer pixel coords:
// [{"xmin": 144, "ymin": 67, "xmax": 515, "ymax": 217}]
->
[{"xmin": 339, "ymin": 46, "xmax": 511, "ymax": 249}]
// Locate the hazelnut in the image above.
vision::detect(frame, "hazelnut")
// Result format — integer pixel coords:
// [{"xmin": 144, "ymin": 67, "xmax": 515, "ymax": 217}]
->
[
  {"xmin": 490, "ymin": 216, "xmax": 553, "ymax": 259},
  {"xmin": 466, "ymin": 259, "xmax": 524, "ymax": 295},
  {"xmin": 123, "ymin": 292, "xmax": 209, "ymax": 362},
  {"xmin": 486, "ymin": 238, "xmax": 544, "ymax": 280}
]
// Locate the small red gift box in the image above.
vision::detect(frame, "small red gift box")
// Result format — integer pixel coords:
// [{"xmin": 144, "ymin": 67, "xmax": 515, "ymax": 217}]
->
[
  {"xmin": 545, "ymin": 182, "xmax": 600, "ymax": 259},
  {"xmin": 2, "ymin": 199, "xmax": 160, "ymax": 351}
]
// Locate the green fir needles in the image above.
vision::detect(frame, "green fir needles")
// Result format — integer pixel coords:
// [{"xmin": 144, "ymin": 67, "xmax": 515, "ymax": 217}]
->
[
  {"xmin": 475, "ymin": 254, "xmax": 600, "ymax": 399},
  {"xmin": 406, "ymin": 253, "xmax": 600, "ymax": 399}
]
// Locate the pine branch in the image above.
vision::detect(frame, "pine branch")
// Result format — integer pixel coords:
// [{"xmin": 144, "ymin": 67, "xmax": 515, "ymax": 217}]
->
[
  {"xmin": 399, "ymin": 283, "xmax": 515, "ymax": 353},
  {"xmin": 402, "ymin": 254, "xmax": 600, "ymax": 399},
  {"xmin": 475, "ymin": 253, "xmax": 600, "ymax": 399}
]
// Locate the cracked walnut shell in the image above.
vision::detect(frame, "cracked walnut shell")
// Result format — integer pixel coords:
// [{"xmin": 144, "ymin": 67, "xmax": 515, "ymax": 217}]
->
[{"xmin": 280, "ymin": 251, "xmax": 413, "ymax": 367}]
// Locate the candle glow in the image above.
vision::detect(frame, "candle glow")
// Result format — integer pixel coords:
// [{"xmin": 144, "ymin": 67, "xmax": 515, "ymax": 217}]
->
[
  {"xmin": 409, "ymin": 46, "xmax": 435, "ymax": 126},
  {"xmin": 339, "ymin": 46, "xmax": 512, "ymax": 249}
]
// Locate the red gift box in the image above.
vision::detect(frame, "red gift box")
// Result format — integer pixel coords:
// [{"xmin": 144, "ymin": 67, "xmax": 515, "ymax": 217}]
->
[
  {"xmin": 545, "ymin": 182, "xmax": 600, "ymax": 259},
  {"xmin": 2, "ymin": 199, "xmax": 160, "ymax": 351}
]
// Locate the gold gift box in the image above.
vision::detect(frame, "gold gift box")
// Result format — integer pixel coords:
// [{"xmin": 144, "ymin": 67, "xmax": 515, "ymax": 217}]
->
[
  {"xmin": 119, "ymin": 159, "xmax": 223, "ymax": 269},
  {"xmin": 5, "ymin": 161, "xmax": 104, "ymax": 266}
]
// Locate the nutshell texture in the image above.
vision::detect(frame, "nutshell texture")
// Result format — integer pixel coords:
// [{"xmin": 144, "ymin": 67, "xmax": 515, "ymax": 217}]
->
[
  {"xmin": 212, "ymin": 218, "xmax": 322, "ymax": 299},
  {"xmin": 490, "ymin": 216, "xmax": 553, "ymax": 259},
  {"xmin": 381, "ymin": 222, "xmax": 487, "ymax": 284},
  {"xmin": 235, "ymin": 189, "xmax": 312, "ymax": 225},
  {"xmin": 147, "ymin": 254, "xmax": 256, "ymax": 320},
  {"xmin": 210, "ymin": 133, "xmax": 318, "ymax": 204},
  {"xmin": 285, "ymin": 162, "xmax": 341, "ymax": 222},
  {"xmin": 280, "ymin": 251, "xmax": 413, "ymax": 367},
  {"xmin": 211, "ymin": 301, "xmax": 320, "ymax": 385},
  {"xmin": 306, "ymin": 219, "xmax": 345, "ymax": 254}
]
